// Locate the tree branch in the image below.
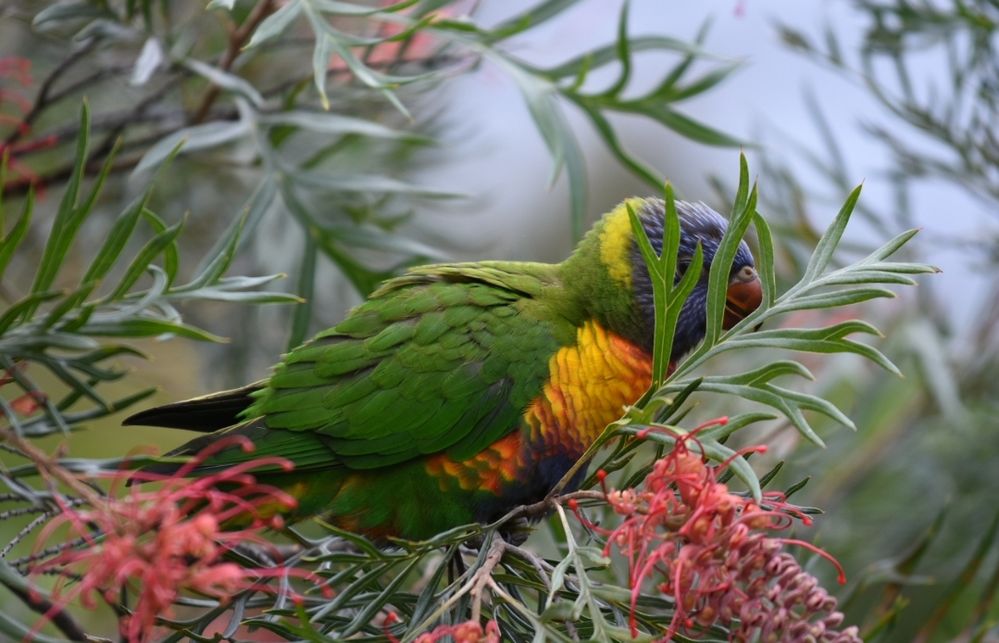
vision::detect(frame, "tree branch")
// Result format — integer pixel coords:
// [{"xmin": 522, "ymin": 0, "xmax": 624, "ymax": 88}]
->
[{"xmin": 191, "ymin": 0, "xmax": 277, "ymax": 124}]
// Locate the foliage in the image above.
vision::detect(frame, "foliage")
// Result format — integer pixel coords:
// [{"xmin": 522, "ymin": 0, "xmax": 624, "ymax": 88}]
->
[
  {"xmin": 1, "ymin": 132, "xmax": 935, "ymax": 639},
  {"xmin": 0, "ymin": 104, "xmax": 297, "ymax": 439},
  {"xmin": 2, "ymin": 0, "xmax": 744, "ymax": 375},
  {"xmin": 738, "ymin": 0, "xmax": 999, "ymax": 640},
  {"xmin": 0, "ymin": 0, "xmax": 962, "ymax": 641}
]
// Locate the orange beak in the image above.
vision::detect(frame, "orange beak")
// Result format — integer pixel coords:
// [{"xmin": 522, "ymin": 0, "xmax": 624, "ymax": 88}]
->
[{"xmin": 722, "ymin": 266, "xmax": 762, "ymax": 329}]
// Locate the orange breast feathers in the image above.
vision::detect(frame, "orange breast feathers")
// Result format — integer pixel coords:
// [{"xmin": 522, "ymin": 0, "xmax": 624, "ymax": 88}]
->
[
  {"xmin": 525, "ymin": 320, "xmax": 653, "ymax": 455},
  {"xmin": 424, "ymin": 321, "xmax": 652, "ymax": 494}
]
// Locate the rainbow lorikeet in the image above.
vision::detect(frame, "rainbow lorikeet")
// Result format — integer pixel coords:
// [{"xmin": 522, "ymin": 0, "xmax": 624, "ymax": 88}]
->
[{"xmin": 125, "ymin": 198, "xmax": 761, "ymax": 540}]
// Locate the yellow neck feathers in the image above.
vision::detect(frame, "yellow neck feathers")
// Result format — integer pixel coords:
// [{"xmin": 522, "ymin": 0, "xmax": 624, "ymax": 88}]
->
[{"xmin": 525, "ymin": 320, "xmax": 652, "ymax": 454}]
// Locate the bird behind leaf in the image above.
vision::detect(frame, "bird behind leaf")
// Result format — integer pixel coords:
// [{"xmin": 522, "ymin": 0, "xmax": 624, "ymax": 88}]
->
[{"xmin": 124, "ymin": 197, "xmax": 761, "ymax": 540}]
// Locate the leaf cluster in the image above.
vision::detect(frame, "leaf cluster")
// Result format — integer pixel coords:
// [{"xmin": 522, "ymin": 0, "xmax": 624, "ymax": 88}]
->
[{"xmin": 0, "ymin": 105, "xmax": 297, "ymax": 440}]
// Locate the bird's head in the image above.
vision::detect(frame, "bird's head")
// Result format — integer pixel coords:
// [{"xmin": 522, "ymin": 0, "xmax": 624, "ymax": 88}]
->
[{"xmin": 563, "ymin": 197, "xmax": 762, "ymax": 361}]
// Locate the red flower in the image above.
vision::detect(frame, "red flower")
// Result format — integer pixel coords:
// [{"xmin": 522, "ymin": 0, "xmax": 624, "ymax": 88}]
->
[
  {"xmin": 0, "ymin": 56, "xmax": 57, "ymax": 191},
  {"xmin": 26, "ymin": 437, "xmax": 331, "ymax": 642},
  {"xmin": 413, "ymin": 619, "xmax": 501, "ymax": 643},
  {"xmin": 383, "ymin": 611, "xmax": 501, "ymax": 643},
  {"xmin": 573, "ymin": 424, "xmax": 861, "ymax": 642}
]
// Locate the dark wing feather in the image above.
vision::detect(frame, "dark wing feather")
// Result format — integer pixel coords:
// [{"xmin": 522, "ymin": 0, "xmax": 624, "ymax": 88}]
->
[{"xmin": 123, "ymin": 382, "xmax": 264, "ymax": 432}]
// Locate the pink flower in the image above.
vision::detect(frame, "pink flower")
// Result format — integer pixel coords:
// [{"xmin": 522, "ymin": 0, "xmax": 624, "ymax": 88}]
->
[
  {"xmin": 572, "ymin": 423, "xmax": 861, "ymax": 642},
  {"xmin": 413, "ymin": 619, "xmax": 501, "ymax": 643},
  {"xmin": 27, "ymin": 437, "xmax": 331, "ymax": 642},
  {"xmin": 383, "ymin": 612, "xmax": 500, "ymax": 643},
  {"xmin": 0, "ymin": 57, "xmax": 58, "ymax": 192}
]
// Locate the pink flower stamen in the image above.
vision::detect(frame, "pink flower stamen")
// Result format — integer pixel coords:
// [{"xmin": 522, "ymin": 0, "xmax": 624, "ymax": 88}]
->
[
  {"xmin": 576, "ymin": 426, "xmax": 860, "ymax": 642},
  {"xmin": 25, "ymin": 441, "xmax": 331, "ymax": 643}
]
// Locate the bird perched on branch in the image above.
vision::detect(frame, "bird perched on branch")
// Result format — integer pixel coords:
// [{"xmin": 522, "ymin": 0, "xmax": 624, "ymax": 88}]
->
[{"xmin": 125, "ymin": 197, "xmax": 761, "ymax": 540}]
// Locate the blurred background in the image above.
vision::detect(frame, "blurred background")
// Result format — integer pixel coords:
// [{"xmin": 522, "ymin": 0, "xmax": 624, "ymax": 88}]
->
[{"xmin": 2, "ymin": 0, "xmax": 997, "ymax": 640}]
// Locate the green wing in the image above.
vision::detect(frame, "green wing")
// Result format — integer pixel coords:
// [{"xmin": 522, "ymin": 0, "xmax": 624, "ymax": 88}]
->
[{"xmin": 176, "ymin": 262, "xmax": 573, "ymax": 472}]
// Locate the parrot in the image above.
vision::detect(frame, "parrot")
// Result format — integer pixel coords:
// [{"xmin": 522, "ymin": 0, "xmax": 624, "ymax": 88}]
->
[{"xmin": 124, "ymin": 197, "xmax": 762, "ymax": 541}]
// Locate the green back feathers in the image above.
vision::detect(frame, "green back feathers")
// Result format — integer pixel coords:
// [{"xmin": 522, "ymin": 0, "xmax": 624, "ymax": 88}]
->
[{"xmin": 243, "ymin": 261, "xmax": 575, "ymax": 469}]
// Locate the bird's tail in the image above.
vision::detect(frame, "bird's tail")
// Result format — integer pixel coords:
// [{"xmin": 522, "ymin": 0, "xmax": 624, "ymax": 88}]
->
[{"xmin": 122, "ymin": 381, "xmax": 264, "ymax": 432}]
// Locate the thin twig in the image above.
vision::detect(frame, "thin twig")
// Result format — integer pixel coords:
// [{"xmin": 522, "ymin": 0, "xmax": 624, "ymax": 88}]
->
[
  {"xmin": 3, "ymin": 40, "xmax": 98, "ymax": 147},
  {"xmin": 191, "ymin": 0, "xmax": 277, "ymax": 124},
  {"xmin": 0, "ymin": 572, "xmax": 88, "ymax": 641},
  {"xmin": 469, "ymin": 535, "xmax": 506, "ymax": 624}
]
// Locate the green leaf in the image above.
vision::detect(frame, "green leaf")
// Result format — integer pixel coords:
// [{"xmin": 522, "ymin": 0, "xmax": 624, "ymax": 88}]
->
[
  {"xmin": 259, "ymin": 110, "xmax": 425, "ymax": 141},
  {"xmin": 623, "ymin": 103, "xmax": 747, "ymax": 147},
  {"xmin": 655, "ymin": 63, "xmax": 741, "ymax": 103},
  {"xmin": 704, "ymin": 181, "xmax": 757, "ymax": 347},
  {"xmin": 489, "ymin": 0, "xmax": 579, "ymax": 41},
  {"xmin": 291, "ymin": 169, "xmax": 461, "ymax": 198},
  {"xmin": 180, "ymin": 57, "xmax": 265, "ymax": 107},
  {"xmin": 288, "ymin": 230, "xmax": 318, "ymax": 351},
  {"xmin": 132, "ymin": 119, "xmax": 249, "ymax": 176},
  {"xmin": 772, "ymin": 287, "xmax": 897, "ymax": 313},
  {"xmin": 311, "ymin": 30, "xmax": 336, "ymax": 111},
  {"xmin": 800, "ymin": 183, "xmax": 862, "ymax": 284},
  {"xmin": 80, "ymin": 318, "xmax": 227, "ymax": 343},
  {"xmin": 540, "ymin": 35, "xmax": 714, "ymax": 80},
  {"xmin": 752, "ymin": 211, "xmax": 777, "ymax": 308},
  {"xmin": 309, "ymin": 0, "xmax": 418, "ymax": 16},
  {"xmin": 600, "ymin": 1, "xmax": 632, "ymax": 98},
  {"xmin": 191, "ymin": 176, "xmax": 277, "ymax": 281},
  {"xmin": 0, "ymin": 291, "xmax": 62, "ymax": 334},
  {"xmin": 139, "ymin": 208, "xmax": 180, "ymax": 281},
  {"xmin": 109, "ymin": 221, "xmax": 184, "ymax": 299},
  {"xmin": 573, "ymin": 100, "xmax": 660, "ymax": 189},
  {"xmin": 506, "ymin": 63, "xmax": 587, "ymax": 239},
  {"xmin": 29, "ymin": 103, "xmax": 92, "ymax": 308},
  {"xmin": 31, "ymin": 2, "xmax": 110, "ymax": 29},
  {"xmin": 80, "ymin": 192, "xmax": 148, "ymax": 286},
  {"xmin": 245, "ymin": 0, "xmax": 303, "ymax": 49},
  {"xmin": 0, "ymin": 188, "xmax": 34, "ymax": 277}
]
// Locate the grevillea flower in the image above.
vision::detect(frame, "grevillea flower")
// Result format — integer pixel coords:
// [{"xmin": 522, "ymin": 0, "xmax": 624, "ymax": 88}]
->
[
  {"xmin": 27, "ymin": 437, "xmax": 331, "ymax": 642},
  {"xmin": 383, "ymin": 612, "xmax": 501, "ymax": 643},
  {"xmin": 0, "ymin": 56, "xmax": 58, "ymax": 191},
  {"xmin": 571, "ymin": 421, "xmax": 862, "ymax": 643}
]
